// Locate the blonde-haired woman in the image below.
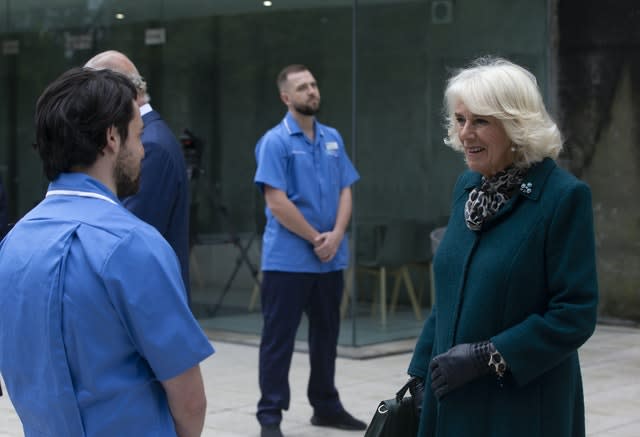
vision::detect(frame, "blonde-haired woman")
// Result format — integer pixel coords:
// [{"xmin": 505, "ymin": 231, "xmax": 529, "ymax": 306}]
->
[{"xmin": 407, "ymin": 57, "xmax": 598, "ymax": 437}]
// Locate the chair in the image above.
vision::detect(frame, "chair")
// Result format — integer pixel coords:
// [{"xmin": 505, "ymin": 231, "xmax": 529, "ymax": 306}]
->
[{"xmin": 341, "ymin": 220, "xmax": 424, "ymax": 325}]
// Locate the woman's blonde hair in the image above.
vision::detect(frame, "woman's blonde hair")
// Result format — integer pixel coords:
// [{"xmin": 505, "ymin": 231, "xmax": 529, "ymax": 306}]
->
[{"xmin": 443, "ymin": 56, "xmax": 562, "ymax": 168}]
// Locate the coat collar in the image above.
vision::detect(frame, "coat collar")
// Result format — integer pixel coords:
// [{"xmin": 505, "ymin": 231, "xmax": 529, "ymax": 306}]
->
[
  {"xmin": 142, "ymin": 109, "xmax": 161, "ymax": 124},
  {"xmin": 463, "ymin": 158, "xmax": 557, "ymax": 201},
  {"xmin": 139, "ymin": 103, "xmax": 153, "ymax": 117}
]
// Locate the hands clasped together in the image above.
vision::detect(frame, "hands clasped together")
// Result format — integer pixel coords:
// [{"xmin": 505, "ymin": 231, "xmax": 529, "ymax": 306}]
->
[{"xmin": 313, "ymin": 229, "xmax": 343, "ymax": 263}]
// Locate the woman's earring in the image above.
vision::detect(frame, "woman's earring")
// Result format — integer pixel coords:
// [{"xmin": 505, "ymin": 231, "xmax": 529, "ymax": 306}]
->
[{"xmin": 510, "ymin": 144, "xmax": 517, "ymax": 152}]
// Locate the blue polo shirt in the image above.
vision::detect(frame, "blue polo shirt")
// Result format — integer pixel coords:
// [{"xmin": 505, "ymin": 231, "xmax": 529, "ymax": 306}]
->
[
  {"xmin": 254, "ymin": 112, "xmax": 359, "ymax": 272},
  {"xmin": 0, "ymin": 173, "xmax": 214, "ymax": 437}
]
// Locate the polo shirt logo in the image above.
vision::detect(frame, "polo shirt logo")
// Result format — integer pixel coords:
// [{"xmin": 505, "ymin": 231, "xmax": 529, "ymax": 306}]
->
[
  {"xmin": 325, "ymin": 141, "xmax": 339, "ymax": 157},
  {"xmin": 325, "ymin": 141, "xmax": 338, "ymax": 151}
]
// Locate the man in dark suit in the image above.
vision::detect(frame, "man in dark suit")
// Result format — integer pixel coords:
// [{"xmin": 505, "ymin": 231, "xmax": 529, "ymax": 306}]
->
[{"xmin": 85, "ymin": 51, "xmax": 191, "ymax": 302}]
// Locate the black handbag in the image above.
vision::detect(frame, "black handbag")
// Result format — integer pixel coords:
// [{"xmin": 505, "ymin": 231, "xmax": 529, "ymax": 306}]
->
[{"xmin": 364, "ymin": 379, "xmax": 419, "ymax": 437}]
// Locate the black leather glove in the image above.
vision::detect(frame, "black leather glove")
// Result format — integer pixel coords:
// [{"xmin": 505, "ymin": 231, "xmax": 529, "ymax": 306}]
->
[
  {"xmin": 429, "ymin": 341, "xmax": 493, "ymax": 400},
  {"xmin": 407, "ymin": 376, "xmax": 425, "ymax": 416}
]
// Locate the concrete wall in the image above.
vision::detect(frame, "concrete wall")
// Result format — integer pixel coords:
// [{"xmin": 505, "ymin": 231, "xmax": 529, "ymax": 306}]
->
[{"xmin": 556, "ymin": 0, "xmax": 640, "ymax": 321}]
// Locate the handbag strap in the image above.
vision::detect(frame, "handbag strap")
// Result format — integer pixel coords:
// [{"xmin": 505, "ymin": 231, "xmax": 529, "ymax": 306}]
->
[{"xmin": 395, "ymin": 379, "xmax": 413, "ymax": 402}]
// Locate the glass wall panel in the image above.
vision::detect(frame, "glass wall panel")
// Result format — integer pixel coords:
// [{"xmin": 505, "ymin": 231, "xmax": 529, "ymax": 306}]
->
[
  {"xmin": 0, "ymin": 0, "xmax": 550, "ymax": 350},
  {"xmin": 349, "ymin": 0, "xmax": 550, "ymax": 346}
]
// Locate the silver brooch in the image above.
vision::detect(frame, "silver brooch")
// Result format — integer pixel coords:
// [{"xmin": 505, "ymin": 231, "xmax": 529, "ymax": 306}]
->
[{"xmin": 520, "ymin": 182, "xmax": 533, "ymax": 194}]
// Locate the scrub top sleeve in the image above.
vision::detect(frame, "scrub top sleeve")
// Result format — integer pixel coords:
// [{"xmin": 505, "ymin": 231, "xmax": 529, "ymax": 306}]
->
[
  {"xmin": 103, "ymin": 230, "xmax": 214, "ymax": 381},
  {"xmin": 254, "ymin": 133, "xmax": 289, "ymax": 193}
]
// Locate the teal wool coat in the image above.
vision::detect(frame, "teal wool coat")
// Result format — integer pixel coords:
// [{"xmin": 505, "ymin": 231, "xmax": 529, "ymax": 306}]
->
[{"xmin": 409, "ymin": 158, "xmax": 598, "ymax": 437}]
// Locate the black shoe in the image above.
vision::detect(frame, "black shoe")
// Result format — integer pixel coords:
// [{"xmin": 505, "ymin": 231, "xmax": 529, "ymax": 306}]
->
[
  {"xmin": 310, "ymin": 410, "xmax": 367, "ymax": 431},
  {"xmin": 261, "ymin": 423, "xmax": 284, "ymax": 437}
]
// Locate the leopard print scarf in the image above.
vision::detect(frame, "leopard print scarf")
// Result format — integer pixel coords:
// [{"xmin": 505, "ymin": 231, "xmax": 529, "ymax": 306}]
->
[{"xmin": 464, "ymin": 166, "xmax": 526, "ymax": 231}]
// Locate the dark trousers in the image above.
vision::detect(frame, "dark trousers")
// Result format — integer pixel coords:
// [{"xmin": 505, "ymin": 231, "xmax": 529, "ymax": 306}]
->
[{"xmin": 257, "ymin": 270, "xmax": 344, "ymax": 426}]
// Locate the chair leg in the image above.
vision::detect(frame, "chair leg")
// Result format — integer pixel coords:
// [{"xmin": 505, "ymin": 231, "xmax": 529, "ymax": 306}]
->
[
  {"xmin": 389, "ymin": 271, "xmax": 403, "ymax": 314},
  {"xmin": 248, "ymin": 271, "xmax": 262, "ymax": 311},
  {"xmin": 389, "ymin": 266, "xmax": 422, "ymax": 320},
  {"xmin": 380, "ymin": 266, "xmax": 387, "ymax": 325},
  {"xmin": 401, "ymin": 266, "xmax": 422, "ymax": 320},
  {"xmin": 340, "ymin": 266, "xmax": 354, "ymax": 318}
]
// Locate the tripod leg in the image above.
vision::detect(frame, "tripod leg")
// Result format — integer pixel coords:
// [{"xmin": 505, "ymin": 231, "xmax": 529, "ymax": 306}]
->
[
  {"xmin": 196, "ymin": 178, "xmax": 262, "ymax": 315},
  {"xmin": 209, "ymin": 253, "xmax": 244, "ymax": 317},
  {"xmin": 235, "ymin": 234, "xmax": 261, "ymax": 287}
]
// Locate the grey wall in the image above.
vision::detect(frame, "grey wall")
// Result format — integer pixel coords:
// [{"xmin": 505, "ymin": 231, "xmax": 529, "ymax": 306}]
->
[{"xmin": 557, "ymin": 0, "xmax": 640, "ymax": 322}]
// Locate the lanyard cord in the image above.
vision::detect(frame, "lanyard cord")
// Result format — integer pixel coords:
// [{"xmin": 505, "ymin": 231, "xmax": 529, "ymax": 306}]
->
[{"xmin": 46, "ymin": 189, "xmax": 118, "ymax": 205}]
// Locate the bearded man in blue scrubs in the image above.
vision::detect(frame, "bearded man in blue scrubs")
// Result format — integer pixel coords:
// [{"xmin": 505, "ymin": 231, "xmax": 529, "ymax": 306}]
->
[
  {"xmin": 0, "ymin": 67, "xmax": 214, "ymax": 437},
  {"xmin": 254, "ymin": 64, "xmax": 364, "ymax": 437}
]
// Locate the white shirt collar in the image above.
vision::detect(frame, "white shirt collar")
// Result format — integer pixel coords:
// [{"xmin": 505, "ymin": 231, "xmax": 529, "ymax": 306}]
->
[{"xmin": 139, "ymin": 103, "xmax": 153, "ymax": 116}]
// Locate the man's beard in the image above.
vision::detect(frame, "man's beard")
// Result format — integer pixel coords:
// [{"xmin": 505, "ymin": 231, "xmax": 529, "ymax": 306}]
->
[
  {"xmin": 114, "ymin": 152, "xmax": 141, "ymax": 198},
  {"xmin": 293, "ymin": 100, "xmax": 320, "ymax": 116}
]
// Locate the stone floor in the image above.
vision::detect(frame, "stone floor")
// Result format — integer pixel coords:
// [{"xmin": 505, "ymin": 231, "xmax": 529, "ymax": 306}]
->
[{"xmin": 1, "ymin": 324, "xmax": 639, "ymax": 436}]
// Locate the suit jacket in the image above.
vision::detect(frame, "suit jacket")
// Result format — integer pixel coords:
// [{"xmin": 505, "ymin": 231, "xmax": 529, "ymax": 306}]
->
[
  {"xmin": 123, "ymin": 109, "xmax": 191, "ymax": 299},
  {"xmin": 409, "ymin": 158, "xmax": 598, "ymax": 437}
]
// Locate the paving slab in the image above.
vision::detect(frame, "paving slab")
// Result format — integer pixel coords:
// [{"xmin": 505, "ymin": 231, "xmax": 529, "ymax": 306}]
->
[{"xmin": 1, "ymin": 324, "xmax": 639, "ymax": 436}]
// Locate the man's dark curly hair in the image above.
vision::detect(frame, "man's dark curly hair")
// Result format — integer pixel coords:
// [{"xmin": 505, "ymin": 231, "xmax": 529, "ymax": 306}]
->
[{"xmin": 34, "ymin": 67, "xmax": 137, "ymax": 181}]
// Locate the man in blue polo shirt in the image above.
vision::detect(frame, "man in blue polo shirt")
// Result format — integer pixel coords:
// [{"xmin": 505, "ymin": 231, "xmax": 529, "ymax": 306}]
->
[
  {"xmin": 254, "ymin": 64, "xmax": 364, "ymax": 437},
  {"xmin": 0, "ymin": 67, "xmax": 214, "ymax": 437}
]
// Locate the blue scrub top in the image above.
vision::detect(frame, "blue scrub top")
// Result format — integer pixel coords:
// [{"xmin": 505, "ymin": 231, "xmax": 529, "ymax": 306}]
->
[
  {"xmin": 254, "ymin": 112, "xmax": 359, "ymax": 272},
  {"xmin": 0, "ymin": 173, "xmax": 214, "ymax": 437}
]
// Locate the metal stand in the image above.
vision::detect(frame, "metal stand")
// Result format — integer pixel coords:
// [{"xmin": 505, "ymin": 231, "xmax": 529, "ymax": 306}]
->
[
  {"xmin": 210, "ymin": 232, "xmax": 260, "ymax": 317},
  {"xmin": 181, "ymin": 129, "xmax": 261, "ymax": 317}
]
